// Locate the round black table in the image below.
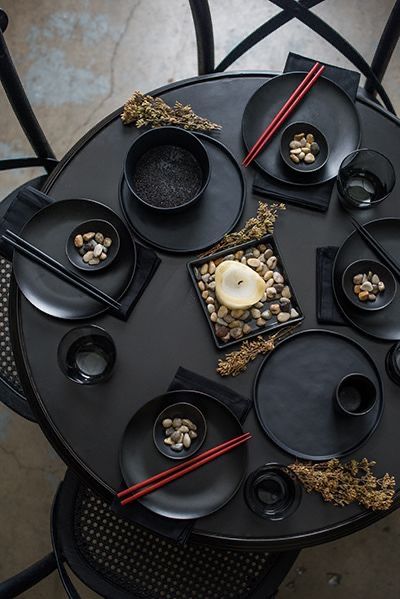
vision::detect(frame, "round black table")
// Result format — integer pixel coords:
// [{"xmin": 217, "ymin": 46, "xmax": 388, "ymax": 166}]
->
[{"xmin": 10, "ymin": 72, "xmax": 400, "ymax": 551}]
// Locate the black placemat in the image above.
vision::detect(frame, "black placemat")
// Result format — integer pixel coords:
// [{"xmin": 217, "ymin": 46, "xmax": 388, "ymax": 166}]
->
[
  {"xmin": 252, "ymin": 53, "xmax": 360, "ymax": 212},
  {"xmin": 113, "ymin": 367, "xmax": 251, "ymax": 544},
  {"xmin": 316, "ymin": 246, "xmax": 346, "ymax": 325}
]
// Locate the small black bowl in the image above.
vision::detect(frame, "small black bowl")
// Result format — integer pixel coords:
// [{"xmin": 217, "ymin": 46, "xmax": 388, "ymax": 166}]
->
[
  {"xmin": 335, "ymin": 373, "xmax": 377, "ymax": 416},
  {"xmin": 66, "ymin": 219, "xmax": 120, "ymax": 272},
  {"xmin": 153, "ymin": 402, "xmax": 207, "ymax": 460},
  {"xmin": 58, "ymin": 326, "xmax": 116, "ymax": 385},
  {"xmin": 342, "ymin": 259, "xmax": 396, "ymax": 311},
  {"xmin": 124, "ymin": 126, "xmax": 210, "ymax": 213},
  {"xmin": 280, "ymin": 121, "xmax": 329, "ymax": 174}
]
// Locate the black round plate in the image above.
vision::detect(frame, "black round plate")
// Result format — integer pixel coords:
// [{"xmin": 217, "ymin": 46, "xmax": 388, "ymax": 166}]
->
[
  {"xmin": 333, "ymin": 218, "xmax": 400, "ymax": 340},
  {"xmin": 119, "ymin": 134, "xmax": 245, "ymax": 254},
  {"xmin": 13, "ymin": 199, "xmax": 136, "ymax": 320},
  {"xmin": 242, "ymin": 73, "xmax": 360, "ymax": 186},
  {"xmin": 120, "ymin": 390, "xmax": 247, "ymax": 519},
  {"xmin": 253, "ymin": 330, "xmax": 383, "ymax": 461}
]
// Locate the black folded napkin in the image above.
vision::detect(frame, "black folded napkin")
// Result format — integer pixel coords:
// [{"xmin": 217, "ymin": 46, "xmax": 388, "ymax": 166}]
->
[
  {"xmin": 316, "ymin": 246, "xmax": 346, "ymax": 325},
  {"xmin": 0, "ymin": 186, "xmax": 160, "ymax": 320},
  {"xmin": 113, "ymin": 367, "xmax": 251, "ymax": 544},
  {"xmin": 253, "ymin": 52, "xmax": 361, "ymax": 213}
]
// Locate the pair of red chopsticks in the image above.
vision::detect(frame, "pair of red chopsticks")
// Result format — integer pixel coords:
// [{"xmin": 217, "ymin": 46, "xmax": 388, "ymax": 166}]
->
[
  {"xmin": 117, "ymin": 432, "xmax": 251, "ymax": 506},
  {"xmin": 242, "ymin": 62, "xmax": 325, "ymax": 167}
]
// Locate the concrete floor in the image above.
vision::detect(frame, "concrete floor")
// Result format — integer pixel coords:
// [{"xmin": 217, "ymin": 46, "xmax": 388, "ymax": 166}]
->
[{"xmin": 0, "ymin": 1, "xmax": 399, "ymax": 597}]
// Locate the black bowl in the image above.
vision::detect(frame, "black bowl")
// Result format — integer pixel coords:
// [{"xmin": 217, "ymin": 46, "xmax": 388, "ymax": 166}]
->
[
  {"xmin": 124, "ymin": 126, "xmax": 211, "ymax": 213},
  {"xmin": 342, "ymin": 259, "xmax": 396, "ymax": 311},
  {"xmin": 153, "ymin": 402, "xmax": 207, "ymax": 460},
  {"xmin": 57, "ymin": 326, "xmax": 116, "ymax": 385},
  {"xmin": 280, "ymin": 121, "xmax": 329, "ymax": 174},
  {"xmin": 335, "ymin": 373, "xmax": 377, "ymax": 416},
  {"xmin": 66, "ymin": 219, "xmax": 120, "ymax": 272}
]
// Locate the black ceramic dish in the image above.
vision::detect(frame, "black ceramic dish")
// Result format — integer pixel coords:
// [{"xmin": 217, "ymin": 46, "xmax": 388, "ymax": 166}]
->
[
  {"xmin": 187, "ymin": 234, "xmax": 303, "ymax": 349},
  {"xmin": 335, "ymin": 373, "xmax": 377, "ymax": 416},
  {"xmin": 120, "ymin": 133, "xmax": 245, "ymax": 254},
  {"xmin": 124, "ymin": 127, "xmax": 210, "ymax": 213},
  {"xmin": 280, "ymin": 121, "xmax": 329, "ymax": 174},
  {"xmin": 57, "ymin": 326, "xmax": 116, "ymax": 385},
  {"xmin": 13, "ymin": 199, "xmax": 136, "ymax": 320},
  {"xmin": 341, "ymin": 259, "xmax": 396, "ymax": 311},
  {"xmin": 153, "ymin": 401, "xmax": 207, "ymax": 460},
  {"xmin": 333, "ymin": 218, "xmax": 400, "ymax": 340},
  {"xmin": 242, "ymin": 72, "xmax": 360, "ymax": 186},
  {"xmin": 244, "ymin": 463, "xmax": 302, "ymax": 521},
  {"xmin": 253, "ymin": 329, "xmax": 383, "ymax": 461},
  {"xmin": 66, "ymin": 219, "xmax": 120, "ymax": 272},
  {"xmin": 386, "ymin": 342, "xmax": 400, "ymax": 385},
  {"xmin": 120, "ymin": 389, "xmax": 247, "ymax": 519}
]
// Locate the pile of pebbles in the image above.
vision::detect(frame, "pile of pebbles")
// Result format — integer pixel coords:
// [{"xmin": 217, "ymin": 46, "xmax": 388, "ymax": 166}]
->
[
  {"xmin": 194, "ymin": 243, "xmax": 300, "ymax": 344},
  {"xmin": 74, "ymin": 231, "xmax": 113, "ymax": 266},
  {"xmin": 353, "ymin": 270, "xmax": 385, "ymax": 302},
  {"xmin": 162, "ymin": 417, "xmax": 198, "ymax": 453},
  {"xmin": 289, "ymin": 132, "xmax": 320, "ymax": 164}
]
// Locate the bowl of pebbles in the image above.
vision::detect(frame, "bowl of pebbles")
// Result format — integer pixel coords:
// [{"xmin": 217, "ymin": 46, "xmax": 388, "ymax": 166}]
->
[
  {"xmin": 280, "ymin": 121, "xmax": 329, "ymax": 174},
  {"xmin": 153, "ymin": 402, "xmax": 207, "ymax": 460},
  {"xmin": 342, "ymin": 259, "xmax": 396, "ymax": 311},
  {"xmin": 66, "ymin": 219, "xmax": 120, "ymax": 272},
  {"xmin": 124, "ymin": 126, "xmax": 210, "ymax": 213}
]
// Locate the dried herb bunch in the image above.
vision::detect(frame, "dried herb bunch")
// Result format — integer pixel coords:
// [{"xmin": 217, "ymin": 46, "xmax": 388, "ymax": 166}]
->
[
  {"xmin": 200, "ymin": 202, "xmax": 286, "ymax": 258},
  {"xmin": 217, "ymin": 325, "xmax": 298, "ymax": 377},
  {"xmin": 121, "ymin": 91, "xmax": 221, "ymax": 131},
  {"xmin": 289, "ymin": 459, "xmax": 396, "ymax": 511}
]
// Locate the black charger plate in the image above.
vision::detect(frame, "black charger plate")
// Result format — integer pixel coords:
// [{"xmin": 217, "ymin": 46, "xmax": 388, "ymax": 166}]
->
[
  {"xmin": 333, "ymin": 218, "xmax": 400, "ymax": 340},
  {"xmin": 242, "ymin": 72, "xmax": 360, "ymax": 186},
  {"xmin": 253, "ymin": 330, "xmax": 383, "ymax": 461},
  {"xmin": 120, "ymin": 389, "xmax": 247, "ymax": 519},
  {"xmin": 13, "ymin": 199, "xmax": 136, "ymax": 320},
  {"xmin": 119, "ymin": 134, "xmax": 245, "ymax": 254}
]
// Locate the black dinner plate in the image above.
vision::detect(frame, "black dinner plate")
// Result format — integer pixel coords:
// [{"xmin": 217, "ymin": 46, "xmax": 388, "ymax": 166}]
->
[
  {"xmin": 120, "ymin": 390, "xmax": 247, "ymax": 519},
  {"xmin": 253, "ymin": 329, "xmax": 383, "ymax": 461},
  {"xmin": 242, "ymin": 72, "xmax": 361, "ymax": 186},
  {"xmin": 119, "ymin": 133, "xmax": 245, "ymax": 254},
  {"xmin": 13, "ymin": 199, "xmax": 136, "ymax": 320},
  {"xmin": 333, "ymin": 218, "xmax": 400, "ymax": 340}
]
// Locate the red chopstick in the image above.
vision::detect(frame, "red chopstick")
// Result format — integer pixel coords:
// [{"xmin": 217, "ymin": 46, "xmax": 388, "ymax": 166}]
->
[
  {"xmin": 243, "ymin": 62, "xmax": 325, "ymax": 167},
  {"xmin": 118, "ymin": 432, "xmax": 251, "ymax": 506}
]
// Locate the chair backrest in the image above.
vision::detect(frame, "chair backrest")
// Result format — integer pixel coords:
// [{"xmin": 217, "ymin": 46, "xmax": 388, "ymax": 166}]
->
[
  {"xmin": 188, "ymin": 0, "xmax": 400, "ymax": 114},
  {"xmin": 0, "ymin": 8, "xmax": 56, "ymax": 174}
]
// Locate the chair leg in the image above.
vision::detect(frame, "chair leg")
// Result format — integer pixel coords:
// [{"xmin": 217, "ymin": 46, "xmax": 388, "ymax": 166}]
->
[{"xmin": 0, "ymin": 552, "xmax": 57, "ymax": 598}]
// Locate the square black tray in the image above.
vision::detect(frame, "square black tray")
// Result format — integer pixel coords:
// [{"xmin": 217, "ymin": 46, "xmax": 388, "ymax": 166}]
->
[{"xmin": 187, "ymin": 234, "xmax": 304, "ymax": 349}]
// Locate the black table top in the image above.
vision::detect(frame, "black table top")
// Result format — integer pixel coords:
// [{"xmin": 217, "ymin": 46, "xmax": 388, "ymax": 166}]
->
[{"xmin": 10, "ymin": 72, "xmax": 400, "ymax": 551}]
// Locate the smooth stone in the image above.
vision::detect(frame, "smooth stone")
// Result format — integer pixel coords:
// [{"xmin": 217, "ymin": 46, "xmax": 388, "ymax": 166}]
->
[
  {"xmin": 165, "ymin": 427, "xmax": 175, "ymax": 436},
  {"xmin": 247, "ymin": 258, "xmax": 261, "ymax": 268},
  {"xmin": 171, "ymin": 431, "xmax": 182, "ymax": 443},
  {"xmin": 94, "ymin": 232, "xmax": 104, "ymax": 244},
  {"xmin": 210, "ymin": 312, "xmax": 218, "ymax": 322},
  {"xmin": 280, "ymin": 297, "xmax": 291, "ymax": 305},
  {"xmin": 83, "ymin": 251, "xmax": 94, "ymax": 263},
  {"xmin": 218, "ymin": 306, "xmax": 229, "ymax": 318},
  {"xmin": 230, "ymin": 327, "xmax": 243, "ymax": 339},
  {"xmin": 222, "ymin": 254, "xmax": 235, "ymax": 262},
  {"xmin": 183, "ymin": 433, "xmax": 191, "ymax": 448},
  {"xmin": 224, "ymin": 314, "xmax": 234, "ymax": 323},
  {"xmin": 189, "ymin": 430, "xmax": 198, "ymax": 439},
  {"xmin": 207, "ymin": 304, "xmax": 215, "ymax": 314},
  {"xmin": 215, "ymin": 324, "xmax": 229, "ymax": 338},
  {"xmin": 231, "ymin": 308, "xmax": 244, "ymax": 318},
  {"xmin": 294, "ymin": 133, "xmax": 305, "ymax": 141},
  {"xmin": 290, "ymin": 148, "xmax": 302, "ymax": 155},
  {"xmin": 304, "ymin": 153, "xmax": 315, "ymax": 163},
  {"xmin": 240, "ymin": 310, "xmax": 250, "ymax": 321},
  {"xmin": 235, "ymin": 250, "xmax": 244, "ymax": 260},
  {"xmin": 378, "ymin": 281, "xmax": 385, "ymax": 291},
  {"xmin": 89, "ymin": 258, "xmax": 100, "ymax": 265},
  {"xmin": 290, "ymin": 154, "xmax": 300, "ymax": 163},
  {"xmin": 368, "ymin": 293, "xmax": 377, "ymax": 301},
  {"xmin": 164, "ymin": 437, "xmax": 174, "ymax": 446},
  {"xmin": 217, "ymin": 317, "xmax": 227, "ymax": 325},
  {"xmin": 198, "ymin": 281, "xmax": 205, "ymax": 291},
  {"xmin": 298, "ymin": 152, "xmax": 305, "ymax": 160},
  {"xmin": 372, "ymin": 274, "xmax": 380, "ymax": 284},
  {"xmin": 82, "ymin": 232, "xmax": 95, "ymax": 242},
  {"xmin": 290, "ymin": 308, "xmax": 300, "ymax": 318},
  {"xmin": 270, "ymin": 303, "xmax": 280, "ymax": 315},
  {"xmin": 182, "ymin": 419, "xmax": 195, "ymax": 429},
  {"xmin": 277, "ymin": 312, "xmax": 290, "ymax": 322},
  {"xmin": 202, "ymin": 290, "xmax": 209, "ymax": 300},
  {"xmin": 103, "ymin": 237, "xmax": 112, "ymax": 248},
  {"xmin": 264, "ymin": 249, "xmax": 273, "ymax": 260},
  {"xmin": 310, "ymin": 142, "xmax": 320, "ymax": 155},
  {"xmin": 253, "ymin": 249, "xmax": 260, "ymax": 257},
  {"xmin": 281, "ymin": 286, "xmax": 292, "ymax": 298},
  {"xmin": 171, "ymin": 443, "xmax": 184, "ymax": 452},
  {"xmin": 264, "ymin": 270, "xmax": 274, "ymax": 281},
  {"xmin": 359, "ymin": 291, "xmax": 369, "ymax": 301},
  {"xmin": 229, "ymin": 320, "xmax": 243, "ymax": 328},
  {"xmin": 162, "ymin": 418, "xmax": 172, "ymax": 428},
  {"xmin": 100, "ymin": 253, "xmax": 107, "ymax": 261},
  {"xmin": 306, "ymin": 133, "xmax": 314, "ymax": 144},
  {"xmin": 93, "ymin": 243, "xmax": 103, "ymax": 257},
  {"xmin": 178, "ymin": 425, "xmax": 189, "ymax": 433},
  {"xmin": 74, "ymin": 234, "xmax": 83, "ymax": 248},
  {"xmin": 243, "ymin": 324, "xmax": 252, "ymax": 334},
  {"xmin": 289, "ymin": 140, "xmax": 301, "ymax": 149},
  {"xmin": 206, "ymin": 296, "xmax": 214, "ymax": 304},
  {"xmin": 261, "ymin": 309, "xmax": 272, "ymax": 320},
  {"xmin": 256, "ymin": 318, "xmax": 266, "ymax": 327},
  {"xmin": 200, "ymin": 263, "xmax": 209, "ymax": 275},
  {"xmin": 265, "ymin": 278, "xmax": 275, "ymax": 289},
  {"xmin": 207, "ymin": 281, "xmax": 216, "ymax": 290},
  {"xmin": 251, "ymin": 308, "xmax": 261, "ymax": 319},
  {"xmin": 266, "ymin": 287, "xmax": 277, "ymax": 299},
  {"xmin": 202, "ymin": 273, "xmax": 211, "ymax": 283},
  {"xmin": 266, "ymin": 256, "xmax": 277, "ymax": 269},
  {"xmin": 172, "ymin": 418, "xmax": 182, "ymax": 428},
  {"xmin": 209, "ymin": 261, "xmax": 216, "ymax": 274},
  {"xmin": 360, "ymin": 281, "xmax": 373, "ymax": 292}
]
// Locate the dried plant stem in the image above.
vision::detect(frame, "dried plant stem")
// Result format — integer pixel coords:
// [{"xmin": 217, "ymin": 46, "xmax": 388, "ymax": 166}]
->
[
  {"xmin": 288, "ymin": 459, "xmax": 396, "ymax": 511},
  {"xmin": 217, "ymin": 324, "xmax": 299, "ymax": 377},
  {"xmin": 200, "ymin": 201, "xmax": 286, "ymax": 258},
  {"xmin": 121, "ymin": 91, "xmax": 221, "ymax": 132}
]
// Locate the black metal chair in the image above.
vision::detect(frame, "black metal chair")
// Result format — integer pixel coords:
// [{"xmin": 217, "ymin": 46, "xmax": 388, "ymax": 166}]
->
[
  {"xmin": 188, "ymin": 0, "xmax": 400, "ymax": 114},
  {"xmin": 0, "ymin": 8, "xmax": 58, "ymax": 420},
  {"xmin": 0, "ymin": 468, "xmax": 299, "ymax": 598}
]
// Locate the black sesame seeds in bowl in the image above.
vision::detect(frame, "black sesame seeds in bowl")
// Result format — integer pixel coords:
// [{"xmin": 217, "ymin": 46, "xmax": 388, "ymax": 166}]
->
[{"xmin": 124, "ymin": 126, "xmax": 211, "ymax": 213}]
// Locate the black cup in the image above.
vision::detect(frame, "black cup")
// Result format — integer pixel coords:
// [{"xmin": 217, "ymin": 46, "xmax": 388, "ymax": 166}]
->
[
  {"xmin": 335, "ymin": 373, "xmax": 377, "ymax": 416},
  {"xmin": 124, "ymin": 126, "xmax": 210, "ymax": 213},
  {"xmin": 58, "ymin": 326, "xmax": 116, "ymax": 385},
  {"xmin": 244, "ymin": 463, "xmax": 301, "ymax": 520},
  {"xmin": 386, "ymin": 342, "xmax": 400, "ymax": 386}
]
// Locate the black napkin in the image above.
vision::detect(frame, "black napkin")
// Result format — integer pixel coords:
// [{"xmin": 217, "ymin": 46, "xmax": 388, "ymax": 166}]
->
[
  {"xmin": 316, "ymin": 247, "xmax": 346, "ymax": 325},
  {"xmin": 0, "ymin": 186, "xmax": 160, "ymax": 319},
  {"xmin": 252, "ymin": 53, "xmax": 361, "ymax": 213},
  {"xmin": 113, "ymin": 367, "xmax": 251, "ymax": 544}
]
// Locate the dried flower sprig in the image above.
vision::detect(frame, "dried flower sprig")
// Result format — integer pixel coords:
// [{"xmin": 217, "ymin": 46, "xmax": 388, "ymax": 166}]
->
[
  {"xmin": 200, "ymin": 201, "xmax": 286, "ymax": 258},
  {"xmin": 288, "ymin": 459, "xmax": 396, "ymax": 511},
  {"xmin": 121, "ymin": 91, "xmax": 221, "ymax": 132},
  {"xmin": 217, "ymin": 324, "xmax": 299, "ymax": 377}
]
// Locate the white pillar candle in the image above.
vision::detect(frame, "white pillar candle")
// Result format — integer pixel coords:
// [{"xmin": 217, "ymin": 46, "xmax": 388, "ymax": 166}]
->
[{"xmin": 215, "ymin": 260, "xmax": 266, "ymax": 310}]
